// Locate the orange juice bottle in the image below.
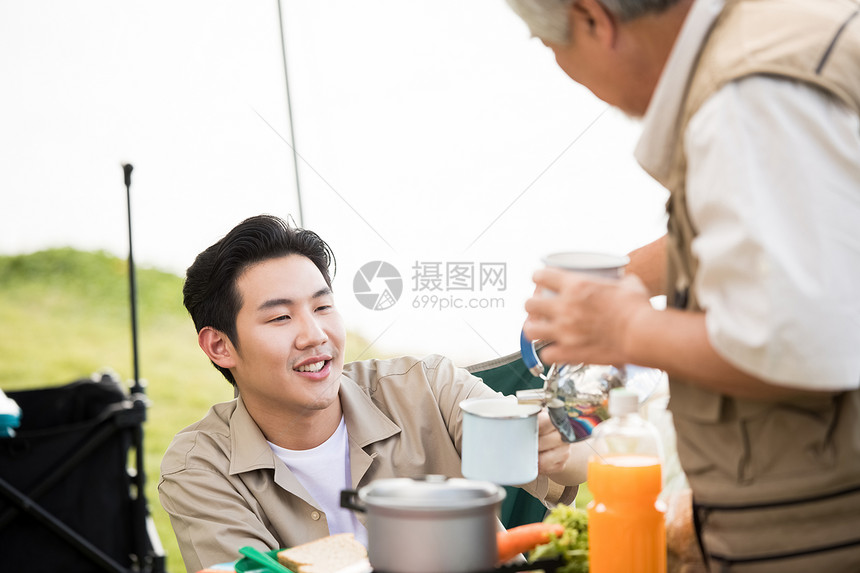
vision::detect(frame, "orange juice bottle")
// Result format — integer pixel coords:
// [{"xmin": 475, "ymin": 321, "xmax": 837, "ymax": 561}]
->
[{"xmin": 587, "ymin": 388, "xmax": 666, "ymax": 573}]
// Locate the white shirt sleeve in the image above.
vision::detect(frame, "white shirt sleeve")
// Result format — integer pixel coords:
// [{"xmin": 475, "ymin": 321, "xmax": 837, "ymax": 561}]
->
[{"xmin": 685, "ymin": 75, "xmax": 860, "ymax": 391}]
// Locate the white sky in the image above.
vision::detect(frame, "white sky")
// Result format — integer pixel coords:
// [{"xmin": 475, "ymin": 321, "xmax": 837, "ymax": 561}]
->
[{"xmin": 0, "ymin": 0, "xmax": 668, "ymax": 365}]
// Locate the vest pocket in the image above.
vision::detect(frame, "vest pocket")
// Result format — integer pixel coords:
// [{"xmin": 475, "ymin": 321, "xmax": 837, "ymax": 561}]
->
[
  {"xmin": 672, "ymin": 412, "xmax": 743, "ymax": 482},
  {"xmin": 668, "ymin": 380, "xmax": 737, "ymax": 482},
  {"xmin": 737, "ymin": 396, "xmax": 838, "ymax": 483},
  {"xmin": 671, "ymin": 387, "xmax": 844, "ymax": 494}
]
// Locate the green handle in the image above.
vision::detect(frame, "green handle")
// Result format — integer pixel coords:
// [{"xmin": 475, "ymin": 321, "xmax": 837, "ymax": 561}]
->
[{"xmin": 238, "ymin": 546, "xmax": 293, "ymax": 573}]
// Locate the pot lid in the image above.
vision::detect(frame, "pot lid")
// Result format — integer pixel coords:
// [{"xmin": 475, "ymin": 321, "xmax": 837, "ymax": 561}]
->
[{"xmin": 358, "ymin": 475, "xmax": 505, "ymax": 511}]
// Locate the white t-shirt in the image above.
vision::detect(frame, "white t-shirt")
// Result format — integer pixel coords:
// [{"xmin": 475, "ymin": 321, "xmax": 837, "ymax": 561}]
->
[
  {"xmin": 269, "ymin": 417, "xmax": 369, "ymax": 547},
  {"xmin": 636, "ymin": 0, "xmax": 860, "ymax": 391}
]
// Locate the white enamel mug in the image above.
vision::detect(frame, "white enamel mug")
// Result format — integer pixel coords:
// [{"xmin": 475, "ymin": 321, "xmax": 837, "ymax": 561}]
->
[
  {"xmin": 459, "ymin": 396, "xmax": 542, "ymax": 485},
  {"xmin": 541, "ymin": 251, "xmax": 629, "ymax": 279},
  {"xmin": 538, "ymin": 251, "xmax": 629, "ymax": 298}
]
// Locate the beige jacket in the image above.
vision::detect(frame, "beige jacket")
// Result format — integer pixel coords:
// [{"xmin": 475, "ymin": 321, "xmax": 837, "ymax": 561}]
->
[{"xmin": 159, "ymin": 355, "xmax": 576, "ymax": 572}]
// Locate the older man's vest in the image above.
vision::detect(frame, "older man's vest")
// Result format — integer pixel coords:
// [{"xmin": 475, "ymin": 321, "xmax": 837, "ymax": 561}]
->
[{"xmin": 646, "ymin": 0, "xmax": 860, "ymax": 568}]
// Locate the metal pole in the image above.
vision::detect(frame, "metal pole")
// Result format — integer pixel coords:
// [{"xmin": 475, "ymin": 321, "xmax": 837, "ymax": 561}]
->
[
  {"xmin": 122, "ymin": 163, "xmax": 142, "ymax": 394},
  {"xmin": 277, "ymin": 0, "xmax": 305, "ymax": 226},
  {"xmin": 121, "ymin": 164, "xmax": 164, "ymax": 572}
]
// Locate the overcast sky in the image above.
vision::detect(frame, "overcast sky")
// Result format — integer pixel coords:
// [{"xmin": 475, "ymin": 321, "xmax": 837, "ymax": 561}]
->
[{"xmin": 0, "ymin": 0, "xmax": 668, "ymax": 364}]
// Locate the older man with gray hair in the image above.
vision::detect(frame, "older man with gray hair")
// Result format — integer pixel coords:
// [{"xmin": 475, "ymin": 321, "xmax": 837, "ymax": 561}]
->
[{"xmin": 508, "ymin": 0, "xmax": 860, "ymax": 570}]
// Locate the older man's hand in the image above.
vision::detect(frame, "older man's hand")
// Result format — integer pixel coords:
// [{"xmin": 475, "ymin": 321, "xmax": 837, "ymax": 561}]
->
[{"xmin": 523, "ymin": 268, "xmax": 652, "ymax": 368}]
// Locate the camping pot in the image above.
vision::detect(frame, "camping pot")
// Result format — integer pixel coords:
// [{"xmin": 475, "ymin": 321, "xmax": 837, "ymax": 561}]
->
[{"xmin": 341, "ymin": 475, "xmax": 506, "ymax": 573}]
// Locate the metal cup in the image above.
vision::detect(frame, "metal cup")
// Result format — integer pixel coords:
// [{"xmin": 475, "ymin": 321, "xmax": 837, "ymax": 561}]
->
[
  {"xmin": 459, "ymin": 396, "xmax": 541, "ymax": 485},
  {"xmin": 542, "ymin": 251, "xmax": 629, "ymax": 279}
]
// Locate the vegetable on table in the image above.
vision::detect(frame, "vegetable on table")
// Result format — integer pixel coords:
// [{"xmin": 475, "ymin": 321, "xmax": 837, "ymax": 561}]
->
[
  {"xmin": 528, "ymin": 504, "xmax": 589, "ymax": 573},
  {"xmin": 497, "ymin": 522, "xmax": 566, "ymax": 564}
]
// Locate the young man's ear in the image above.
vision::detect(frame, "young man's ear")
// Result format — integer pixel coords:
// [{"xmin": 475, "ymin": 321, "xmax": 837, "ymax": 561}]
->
[{"xmin": 198, "ymin": 326, "xmax": 237, "ymax": 369}]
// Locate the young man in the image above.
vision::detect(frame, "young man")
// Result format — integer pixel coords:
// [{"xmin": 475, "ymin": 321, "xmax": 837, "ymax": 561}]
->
[
  {"xmin": 158, "ymin": 214, "xmax": 586, "ymax": 572},
  {"xmin": 508, "ymin": 0, "xmax": 860, "ymax": 570}
]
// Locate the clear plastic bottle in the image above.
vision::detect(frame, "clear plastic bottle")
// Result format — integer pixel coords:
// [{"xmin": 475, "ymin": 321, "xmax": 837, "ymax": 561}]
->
[{"xmin": 587, "ymin": 387, "xmax": 666, "ymax": 573}]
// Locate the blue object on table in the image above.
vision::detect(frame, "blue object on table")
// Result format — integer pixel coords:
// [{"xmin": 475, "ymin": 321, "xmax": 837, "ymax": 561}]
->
[{"xmin": 519, "ymin": 329, "xmax": 545, "ymax": 378}]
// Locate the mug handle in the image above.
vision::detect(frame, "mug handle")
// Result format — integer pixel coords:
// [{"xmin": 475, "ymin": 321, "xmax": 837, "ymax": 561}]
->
[
  {"xmin": 520, "ymin": 329, "xmax": 545, "ymax": 378},
  {"xmin": 340, "ymin": 489, "xmax": 366, "ymax": 513}
]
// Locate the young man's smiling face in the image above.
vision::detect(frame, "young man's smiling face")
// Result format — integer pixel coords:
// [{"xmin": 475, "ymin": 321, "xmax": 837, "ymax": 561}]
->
[{"xmin": 226, "ymin": 254, "xmax": 346, "ymax": 419}]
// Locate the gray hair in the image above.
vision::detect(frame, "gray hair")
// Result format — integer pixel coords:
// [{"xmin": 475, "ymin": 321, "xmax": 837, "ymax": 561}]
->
[{"xmin": 505, "ymin": 0, "xmax": 683, "ymax": 44}]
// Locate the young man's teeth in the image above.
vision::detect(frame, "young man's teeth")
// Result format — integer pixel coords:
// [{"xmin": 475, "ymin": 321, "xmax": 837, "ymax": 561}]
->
[{"xmin": 296, "ymin": 361, "xmax": 325, "ymax": 373}]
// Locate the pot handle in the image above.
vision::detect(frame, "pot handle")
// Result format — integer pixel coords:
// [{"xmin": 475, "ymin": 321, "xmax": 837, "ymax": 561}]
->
[{"xmin": 340, "ymin": 489, "xmax": 366, "ymax": 513}]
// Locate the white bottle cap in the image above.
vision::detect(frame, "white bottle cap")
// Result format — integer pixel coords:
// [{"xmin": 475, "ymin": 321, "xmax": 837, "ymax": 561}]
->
[{"xmin": 608, "ymin": 387, "xmax": 638, "ymax": 417}]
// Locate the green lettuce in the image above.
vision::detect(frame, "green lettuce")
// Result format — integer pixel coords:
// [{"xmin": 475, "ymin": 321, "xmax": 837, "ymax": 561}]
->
[{"xmin": 528, "ymin": 504, "xmax": 589, "ymax": 573}]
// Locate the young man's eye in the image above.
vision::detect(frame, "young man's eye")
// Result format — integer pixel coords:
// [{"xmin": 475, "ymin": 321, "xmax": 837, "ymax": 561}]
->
[
  {"xmin": 316, "ymin": 305, "xmax": 333, "ymax": 312},
  {"xmin": 271, "ymin": 314, "xmax": 290, "ymax": 322}
]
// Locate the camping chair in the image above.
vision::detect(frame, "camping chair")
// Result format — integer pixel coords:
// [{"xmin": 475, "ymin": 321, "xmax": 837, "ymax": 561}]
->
[
  {"xmin": 0, "ymin": 372, "xmax": 166, "ymax": 573},
  {"xmin": 467, "ymin": 348, "xmax": 552, "ymax": 529}
]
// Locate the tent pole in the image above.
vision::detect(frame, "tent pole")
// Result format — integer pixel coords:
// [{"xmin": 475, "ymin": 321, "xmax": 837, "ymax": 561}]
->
[{"xmin": 277, "ymin": 0, "xmax": 305, "ymax": 227}]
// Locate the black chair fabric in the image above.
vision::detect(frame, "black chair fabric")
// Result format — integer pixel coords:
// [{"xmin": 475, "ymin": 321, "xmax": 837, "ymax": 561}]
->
[{"xmin": 0, "ymin": 375, "xmax": 164, "ymax": 573}]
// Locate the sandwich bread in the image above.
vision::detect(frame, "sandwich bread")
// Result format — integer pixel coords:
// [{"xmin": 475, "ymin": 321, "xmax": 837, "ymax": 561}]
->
[{"xmin": 277, "ymin": 533, "xmax": 368, "ymax": 573}]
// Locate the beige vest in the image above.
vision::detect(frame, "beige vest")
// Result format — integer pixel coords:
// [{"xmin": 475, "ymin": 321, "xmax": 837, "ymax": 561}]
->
[{"xmin": 655, "ymin": 0, "xmax": 860, "ymax": 568}]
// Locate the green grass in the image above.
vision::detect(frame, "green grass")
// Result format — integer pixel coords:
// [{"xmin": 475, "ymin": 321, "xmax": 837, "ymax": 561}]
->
[{"xmin": 0, "ymin": 248, "xmax": 593, "ymax": 573}]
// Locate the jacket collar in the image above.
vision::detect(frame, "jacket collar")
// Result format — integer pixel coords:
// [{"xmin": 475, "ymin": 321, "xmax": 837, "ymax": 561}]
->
[
  {"xmin": 339, "ymin": 374, "xmax": 401, "ymax": 447},
  {"xmin": 228, "ymin": 394, "xmax": 276, "ymax": 476},
  {"xmin": 227, "ymin": 375, "xmax": 401, "ymax": 477}
]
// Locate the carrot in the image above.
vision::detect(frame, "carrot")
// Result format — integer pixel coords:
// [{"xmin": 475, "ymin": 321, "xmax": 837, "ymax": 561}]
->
[{"xmin": 496, "ymin": 522, "xmax": 566, "ymax": 563}]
